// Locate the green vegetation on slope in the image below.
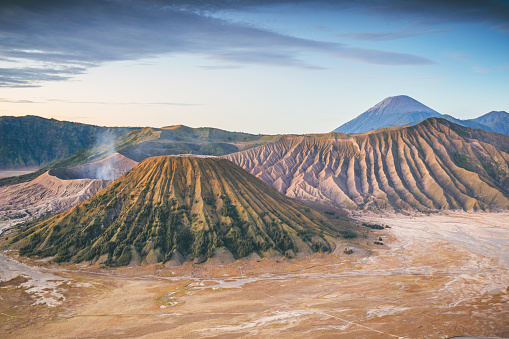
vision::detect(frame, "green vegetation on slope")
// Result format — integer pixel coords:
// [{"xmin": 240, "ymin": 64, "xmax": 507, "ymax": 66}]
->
[
  {"xmin": 10, "ymin": 157, "xmax": 354, "ymax": 266},
  {"xmin": 0, "ymin": 115, "xmax": 130, "ymax": 169}
]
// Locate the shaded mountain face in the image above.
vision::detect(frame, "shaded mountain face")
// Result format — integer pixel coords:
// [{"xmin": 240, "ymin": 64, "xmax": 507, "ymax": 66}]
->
[
  {"xmin": 471, "ymin": 111, "xmax": 509, "ymax": 135},
  {"xmin": 11, "ymin": 156, "xmax": 354, "ymax": 266},
  {"xmin": 227, "ymin": 118, "xmax": 509, "ymax": 212},
  {"xmin": 439, "ymin": 115, "xmax": 495, "ymax": 132},
  {"xmin": 0, "ymin": 116, "xmax": 130, "ymax": 169},
  {"xmin": 333, "ymin": 95, "xmax": 441, "ymax": 134}
]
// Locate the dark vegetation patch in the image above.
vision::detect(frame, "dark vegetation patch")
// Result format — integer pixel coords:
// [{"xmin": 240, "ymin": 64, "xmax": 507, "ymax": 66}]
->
[{"xmin": 362, "ymin": 222, "xmax": 385, "ymax": 230}]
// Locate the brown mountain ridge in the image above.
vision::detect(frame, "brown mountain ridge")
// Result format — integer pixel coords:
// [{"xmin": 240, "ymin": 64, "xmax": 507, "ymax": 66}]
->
[{"xmin": 226, "ymin": 118, "xmax": 509, "ymax": 211}]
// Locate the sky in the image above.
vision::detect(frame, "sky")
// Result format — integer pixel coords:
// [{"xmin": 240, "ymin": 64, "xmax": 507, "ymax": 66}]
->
[{"xmin": 1, "ymin": 0, "xmax": 508, "ymax": 134}]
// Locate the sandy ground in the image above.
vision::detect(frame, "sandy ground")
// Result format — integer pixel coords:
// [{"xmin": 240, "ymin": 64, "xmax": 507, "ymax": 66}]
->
[
  {"xmin": 0, "ymin": 169, "xmax": 39, "ymax": 179},
  {"xmin": 1, "ymin": 212, "xmax": 509, "ymax": 338},
  {"xmin": 0, "ymin": 153, "xmax": 137, "ymax": 233}
]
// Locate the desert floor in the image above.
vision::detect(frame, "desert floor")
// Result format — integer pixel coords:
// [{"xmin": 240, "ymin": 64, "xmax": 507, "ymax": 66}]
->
[{"xmin": 1, "ymin": 212, "xmax": 509, "ymax": 338}]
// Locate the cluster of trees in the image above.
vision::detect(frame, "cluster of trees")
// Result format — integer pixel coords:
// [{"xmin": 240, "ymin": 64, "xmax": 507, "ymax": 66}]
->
[{"xmin": 361, "ymin": 222, "xmax": 385, "ymax": 230}]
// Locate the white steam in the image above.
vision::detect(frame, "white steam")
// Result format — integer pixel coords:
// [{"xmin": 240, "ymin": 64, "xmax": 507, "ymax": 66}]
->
[{"xmin": 92, "ymin": 130, "xmax": 117, "ymax": 180}]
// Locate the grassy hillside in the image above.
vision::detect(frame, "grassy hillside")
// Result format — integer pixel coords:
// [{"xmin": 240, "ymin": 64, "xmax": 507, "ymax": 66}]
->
[
  {"xmin": 10, "ymin": 156, "xmax": 355, "ymax": 266},
  {"xmin": 0, "ymin": 115, "xmax": 130, "ymax": 169}
]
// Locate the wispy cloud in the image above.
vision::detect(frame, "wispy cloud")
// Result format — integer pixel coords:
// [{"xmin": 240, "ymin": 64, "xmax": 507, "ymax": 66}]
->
[
  {"xmin": 4, "ymin": 0, "xmax": 506, "ymax": 87},
  {"xmin": 0, "ymin": 98, "xmax": 39, "ymax": 103},
  {"xmin": 0, "ymin": 67, "xmax": 86, "ymax": 87},
  {"xmin": 375, "ymin": 0, "xmax": 509, "ymax": 33},
  {"xmin": 0, "ymin": 0, "xmax": 439, "ymax": 87},
  {"xmin": 207, "ymin": 51, "xmax": 328, "ymax": 69},
  {"xmin": 329, "ymin": 47, "xmax": 434, "ymax": 65},
  {"xmin": 338, "ymin": 29, "xmax": 448, "ymax": 41}
]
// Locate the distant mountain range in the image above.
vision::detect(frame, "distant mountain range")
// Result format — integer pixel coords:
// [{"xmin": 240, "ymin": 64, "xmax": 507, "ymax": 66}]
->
[
  {"xmin": 333, "ymin": 95, "xmax": 509, "ymax": 135},
  {"xmin": 0, "ymin": 117, "xmax": 280, "ymax": 187},
  {"xmin": 0, "ymin": 116, "xmax": 277, "ymax": 171}
]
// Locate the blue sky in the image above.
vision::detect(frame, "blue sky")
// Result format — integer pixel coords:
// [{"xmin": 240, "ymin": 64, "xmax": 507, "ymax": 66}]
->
[{"xmin": 0, "ymin": 0, "xmax": 508, "ymax": 134}]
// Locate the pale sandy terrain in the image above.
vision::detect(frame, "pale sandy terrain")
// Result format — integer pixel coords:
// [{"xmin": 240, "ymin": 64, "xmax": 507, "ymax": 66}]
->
[
  {"xmin": 1, "ymin": 212, "xmax": 509, "ymax": 338},
  {"xmin": 0, "ymin": 153, "xmax": 137, "ymax": 232},
  {"xmin": 0, "ymin": 168, "xmax": 39, "ymax": 179}
]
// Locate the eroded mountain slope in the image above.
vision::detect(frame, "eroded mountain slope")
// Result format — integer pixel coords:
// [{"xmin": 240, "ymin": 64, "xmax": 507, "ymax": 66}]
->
[
  {"xmin": 226, "ymin": 118, "xmax": 509, "ymax": 211},
  {"xmin": 10, "ymin": 156, "xmax": 355, "ymax": 266},
  {"xmin": 0, "ymin": 153, "xmax": 137, "ymax": 231}
]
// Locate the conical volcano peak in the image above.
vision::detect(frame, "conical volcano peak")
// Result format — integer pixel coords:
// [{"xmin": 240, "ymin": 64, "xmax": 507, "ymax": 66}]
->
[
  {"xmin": 11, "ymin": 156, "xmax": 354, "ymax": 266},
  {"xmin": 333, "ymin": 95, "xmax": 441, "ymax": 134},
  {"xmin": 369, "ymin": 95, "xmax": 438, "ymax": 116}
]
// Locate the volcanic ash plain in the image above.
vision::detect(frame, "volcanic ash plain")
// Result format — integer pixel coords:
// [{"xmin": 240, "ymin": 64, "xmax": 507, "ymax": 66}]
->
[{"xmin": 1, "ymin": 212, "xmax": 508, "ymax": 338}]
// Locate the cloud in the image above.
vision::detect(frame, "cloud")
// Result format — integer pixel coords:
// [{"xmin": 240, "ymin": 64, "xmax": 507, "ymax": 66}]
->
[
  {"xmin": 330, "ymin": 47, "xmax": 435, "ymax": 65},
  {"xmin": 0, "ymin": 98, "xmax": 39, "ymax": 103},
  {"xmin": 359, "ymin": 0, "xmax": 509, "ymax": 31},
  {"xmin": 0, "ymin": 67, "xmax": 86, "ymax": 87},
  {"xmin": 0, "ymin": 0, "xmax": 437, "ymax": 87},
  {"xmin": 165, "ymin": 0, "xmax": 509, "ymax": 29},
  {"xmin": 338, "ymin": 29, "xmax": 448, "ymax": 41},
  {"xmin": 207, "ymin": 51, "xmax": 328, "ymax": 69}
]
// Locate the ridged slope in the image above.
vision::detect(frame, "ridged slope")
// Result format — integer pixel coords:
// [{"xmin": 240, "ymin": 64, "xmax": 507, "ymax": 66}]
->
[
  {"xmin": 0, "ymin": 153, "xmax": 138, "ymax": 231},
  {"xmin": 227, "ymin": 118, "xmax": 509, "ymax": 212},
  {"xmin": 11, "ymin": 156, "xmax": 353, "ymax": 266}
]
